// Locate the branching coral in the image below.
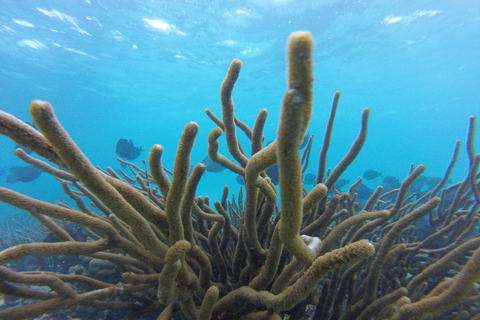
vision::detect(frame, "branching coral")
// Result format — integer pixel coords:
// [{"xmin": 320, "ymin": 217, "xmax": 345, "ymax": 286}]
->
[{"xmin": 0, "ymin": 31, "xmax": 479, "ymax": 320}]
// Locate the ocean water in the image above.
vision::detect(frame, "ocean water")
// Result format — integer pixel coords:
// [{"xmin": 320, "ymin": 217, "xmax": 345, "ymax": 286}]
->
[{"xmin": 0, "ymin": 0, "xmax": 479, "ymax": 212}]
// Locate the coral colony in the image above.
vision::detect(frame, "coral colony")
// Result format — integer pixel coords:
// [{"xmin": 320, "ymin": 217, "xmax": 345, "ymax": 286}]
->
[{"xmin": 0, "ymin": 32, "xmax": 479, "ymax": 320}]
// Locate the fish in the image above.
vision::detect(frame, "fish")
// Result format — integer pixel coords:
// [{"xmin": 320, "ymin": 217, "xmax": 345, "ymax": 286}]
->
[
  {"xmin": 363, "ymin": 169, "xmax": 382, "ymax": 180},
  {"xmin": 202, "ymin": 156, "xmax": 225, "ymax": 173},
  {"xmin": 116, "ymin": 139, "xmax": 134, "ymax": 158},
  {"xmin": 415, "ymin": 218, "xmax": 445, "ymax": 249},
  {"xmin": 424, "ymin": 176, "xmax": 449, "ymax": 190},
  {"xmin": 356, "ymin": 184, "xmax": 373, "ymax": 200},
  {"xmin": 382, "ymin": 182, "xmax": 395, "ymax": 193},
  {"xmin": 382, "ymin": 176, "xmax": 400, "ymax": 189},
  {"xmin": 299, "ymin": 133, "xmax": 311, "ymax": 150},
  {"xmin": 116, "ymin": 139, "xmax": 144, "ymax": 161},
  {"xmin": 410, "ymin": 176, "xmax": 427, "ymax": 193},
  {"xmin": 303, "ymin": 173, "xmax": 316, "ymax": 185},
  {"xmin": 44, "ymin": 224, "xmax": 87, "ymax": 243},
  {"xmin": 335, "ymin": 179, "xmax": 350, "ymax": 190},
  {"xmin": 236, "ymin": 174, "xmax": 245, "ymax": 185},
  {"xmin": 268, "ymin": 134, "xmax": 311, "ymax": 150},
  {"xmin": 0, "ymin": 167, "xmax": 6, "ymax": 178},
  {"xmin": 235, "ymin": 164, "xmax": 279, "ymax": 185},
  {"xmin": 265, "ymin": 164, "xmax": 279, "ymax": 185},
  {"xmin": 22, "ymin": 256, "xmax": 42, "ymax": 271},
  {"xmin": 5, "ymin": 165, "xmax": 42, "ymax": 183}
]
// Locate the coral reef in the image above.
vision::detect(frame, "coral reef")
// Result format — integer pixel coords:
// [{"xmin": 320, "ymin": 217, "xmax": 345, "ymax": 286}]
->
[{"xmin": 0, "ymin": 31, "xmax": 479, "ymax": 320}]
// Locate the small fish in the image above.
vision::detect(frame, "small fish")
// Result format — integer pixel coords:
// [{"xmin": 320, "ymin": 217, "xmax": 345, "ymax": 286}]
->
[
  {"xmin": 268, "ymin": 135, "xmax": 311, "ymax": 150},
  {"xmin": 303, "ymin": 173, "xmax": 316, "ymax": 185},
  {"xmin": 236, "ymin": 174, "xmax": 245, "ymax": 185},
  {"xmin": 299, "ymin": 133, "xmax": 311, "ymax": 150},
  {"xmin": 116, "ymin": 139, "xmax": 144, "ymax": 161},
  {"xmin": 424, "ymin": 176, "xmax": 444, "ymax": 189},
  {"xmin": 202, "ymin": 156, "xmax": 225, "ymax": 173},
  {"xmin": 415, "ymin": 218, "xmax": 444, "ymax": 248},
  {"xmin": 356, "ymin": 184, "xmax": 373, "ymax": 200},
  {"xmin": 335, "ymin": 179, "xmax": 350, "ymax": 190},
  {"xmin": 5, "ymin": 166, "xmax": 42, "ymax": 183},
  {"xmin": 0, "ymin": 167, "xmax": 6, "ymax": 178},
  {"xmin": 363, "ymin": 170, "xmax": 382, "ymax": 180},
  {"xmin": 43, "ymin": 233, "xmax": 62, "ymax": 243},
  {"xmin": 382, "ymin": 182, "xmax": 395, "ymax": 193},
  {"xmin": 382, "ymin": 176, "xmax": 400, "ymax": 188},
  {"xmin": 410, "ymin": 176, "xmax": 427, "ymax": 193},
  {"xmin": 126, "ymin": 146, "xmax": 143, "ymax": 160},
  {"xmin": 116, "ymin": 139, "xmax": 133, "ymax": 158},
  {"xmin": 265, "ymin": 164, "xmax": 279, "ymax": 185},
  {"xmin": 22, "ymin": 256, "xmax": 42, "ymax": 271}
]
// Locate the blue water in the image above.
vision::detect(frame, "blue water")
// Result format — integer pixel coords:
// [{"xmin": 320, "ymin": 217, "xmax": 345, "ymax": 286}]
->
[{"xmin": 0, "ymin": 0, "xmax": 479, "ymax": 214}]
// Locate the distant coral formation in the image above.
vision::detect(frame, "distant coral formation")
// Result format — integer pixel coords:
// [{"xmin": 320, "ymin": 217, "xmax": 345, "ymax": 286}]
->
[{"xmin": 0, "ymin": 31, "xmax": 479, "ymax": 320}]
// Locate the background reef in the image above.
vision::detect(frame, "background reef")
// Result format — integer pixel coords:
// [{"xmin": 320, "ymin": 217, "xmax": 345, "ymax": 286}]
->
[
  {"xmin": 0, "ymin": 0, "xmax": 479, "ymax": 207},
  {"xmin": 0, "ymin": 1, "xmax": 480, "ymax": 320},
  {"xmin": 0, "ymin": 31, "xmax": 480, "ymax": 320}
]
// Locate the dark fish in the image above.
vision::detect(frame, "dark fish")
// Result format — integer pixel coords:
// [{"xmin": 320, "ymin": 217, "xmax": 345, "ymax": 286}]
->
[
  {"xmin": 44, "ymin": 224, "xmax": 87, "ymax": 244},
  {"xmin": 116, "ymin": 139, "xmax": 133, "ymax": 158},
  {"xmin": 202, "ymin": 156, "xmax": 225, "ymax": 173},
  {"xmin": 356, "ymin": 184, "xmax": 373, "ymax": 200},
  {"xmin": 424, "ymin": 177, "xmax": 444, "ymax": 189},
  {"xmin": 265, "ymin": 164, "xmax": 279, "ymax": 185},
  {"xmin": 335, "ymin": 179, "xmax": 350, "ymax": 190},
  {"xmin": 382, "ymin": 182, "xmax": 394, "ymax": 193},
  {"xmin": 303, "ymin": 173, "xmax": 316, "ymax": 185},
  {"xmin": 299, "ymin": 133, "xmax": 311, "ymax": 150},
  {"xmin": 22, "ymin": 256, "xmax": 42, "ymax": 271},
  {"xmin": 363, "ymin": 170, "xmax": 382, "ymax": 180},
  {"xmin": 415, "ymin": 218, "xmax": 444, "ymax": 248},
  {"xmin": 126, "ymin": 146, "xmax": 143, "ymax": 160},
  {"xmin": 43, "ymin": 233, "xmax": 62, "ymax": 243},
  {"xmin": 416, "ymin": 222, "xmax": 436, "ymax": 240},
  {"xmin": 236, "ymin": 174, "xmax": 245, "ymax": 185},
  {"xmin": 5, "ymin": 166, "xmax": 42, "ymax": 183},
  {"xmin": 383, "ymin": 176, "xmax": 400, "ymax": 189},
  {"xmin": 268, "ymin": 135, "xmax": 311, "ymax": 150},
  {"xmin": 116, "ymin": 139, "xmax": 144, "ymax": 160},
  {"xmin": 410, "ymin": 176, "xmax": 427, "ymax": 193},
  {"xmin": 0, "ymin": 167, "xmax": 6, "ymax": 178}
]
